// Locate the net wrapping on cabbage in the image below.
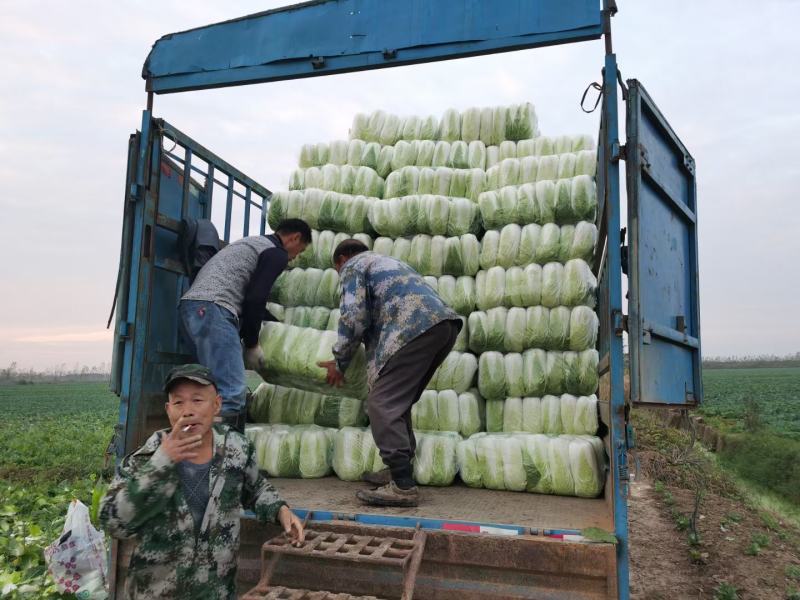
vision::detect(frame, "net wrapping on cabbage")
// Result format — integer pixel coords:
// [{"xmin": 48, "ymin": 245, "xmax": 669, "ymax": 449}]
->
[{"xmin": 252, "ymin": 102, "xmax": 606, "ymax": 498}]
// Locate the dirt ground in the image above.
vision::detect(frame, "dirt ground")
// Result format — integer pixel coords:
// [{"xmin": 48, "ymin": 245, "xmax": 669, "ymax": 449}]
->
[{"xmin": 628, "ymin": 478, "xmax": 800, "ymax": 599}]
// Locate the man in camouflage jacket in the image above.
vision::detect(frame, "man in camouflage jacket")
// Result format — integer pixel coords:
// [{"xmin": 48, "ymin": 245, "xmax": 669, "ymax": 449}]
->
[
  {"xmin": 100, "ymin": 364, "xmax": 303, "ymax": 599},
  {"xmin": 318, "ymin": 240, "xmax": 462, "ymax": 507}
]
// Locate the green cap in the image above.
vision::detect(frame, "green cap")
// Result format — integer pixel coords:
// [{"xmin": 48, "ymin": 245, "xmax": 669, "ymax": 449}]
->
[{"xmin": 164, "ymin": 364, "xmax": 217, "ymax": 393}]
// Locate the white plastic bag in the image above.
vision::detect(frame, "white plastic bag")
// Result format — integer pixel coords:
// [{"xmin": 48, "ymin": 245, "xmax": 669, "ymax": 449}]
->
[{"xmin": 44, "ymin": 500, "xmax": 108, "ymax": 599}]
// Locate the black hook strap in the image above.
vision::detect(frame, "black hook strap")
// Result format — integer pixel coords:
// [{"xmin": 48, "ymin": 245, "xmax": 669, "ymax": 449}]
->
[
  {"xmin": 580, "ymin": 81, "xmax": 603, "ymax": 113},
  {"xmin": 617, "ymin": 70, "xmax": 629, "ymax": 101}
]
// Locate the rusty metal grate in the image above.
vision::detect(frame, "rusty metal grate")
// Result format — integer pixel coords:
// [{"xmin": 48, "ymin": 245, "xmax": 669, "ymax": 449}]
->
[
  {"xmin": 241, "ymin": 585, "xmax": 385, "ymax": 600},
  {"xmin": 263, "ymin": 529, "xmax": 418, "ymax": 567},
  {"xmin": 244, "ymin": 524, "xmax": 427, "ymax": 600}
]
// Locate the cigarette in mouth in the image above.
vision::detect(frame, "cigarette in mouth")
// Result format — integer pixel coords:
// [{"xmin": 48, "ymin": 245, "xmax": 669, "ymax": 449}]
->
[{"xmin": 182, "ymin": 425, "xmax": 192, "ymax": 432}]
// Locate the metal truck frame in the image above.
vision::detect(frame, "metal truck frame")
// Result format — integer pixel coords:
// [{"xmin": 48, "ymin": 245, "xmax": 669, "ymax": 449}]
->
[{"xmin": 109, "ymin": 2, "xmax": 702, "ymax": 598}]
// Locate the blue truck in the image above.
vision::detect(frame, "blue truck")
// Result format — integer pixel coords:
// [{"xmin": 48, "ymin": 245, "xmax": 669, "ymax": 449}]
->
[{"xmin": 108, "ymin": 1, "xmax": 702, "ymax": 598}]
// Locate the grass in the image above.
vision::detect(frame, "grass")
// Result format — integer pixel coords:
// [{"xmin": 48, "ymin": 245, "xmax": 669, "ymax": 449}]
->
[
  {"xmin": 0, "ymin": 382, "xmax": 118, "ymax": 599},
  {"xmin": 698, "ymin": 366, "xmax": 800, "ymax": 507},
  {"xmin": 716, "ymin": 433, "xmax": 800, "ymax": 505}
]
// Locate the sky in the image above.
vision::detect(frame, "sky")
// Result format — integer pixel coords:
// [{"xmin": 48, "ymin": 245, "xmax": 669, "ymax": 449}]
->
[{"xmin": 0, "ymin": 1, "xmax": 798, "ymax": 371}]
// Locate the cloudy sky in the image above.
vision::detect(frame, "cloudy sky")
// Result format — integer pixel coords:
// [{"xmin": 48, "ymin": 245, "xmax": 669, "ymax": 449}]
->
[{"xmin": 1, "ymin": 1, "xmax": 798, "ymax": 371}]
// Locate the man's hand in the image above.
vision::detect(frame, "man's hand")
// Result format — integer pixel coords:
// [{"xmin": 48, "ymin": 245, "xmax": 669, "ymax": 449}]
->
[
  {"xmin": 244, "ymin": 345, "xmax": 265, "ymax": 370},
  {"xmin": 317, "ymin": 360, "xmax": 345, "ymax": 387},
  {"xmin": 277, "ymin": 505, "xmax": 305, "ymax": 546},
  {"xmin": 161, "ymin": 417, "xmax": 204, "ymax": 463}
]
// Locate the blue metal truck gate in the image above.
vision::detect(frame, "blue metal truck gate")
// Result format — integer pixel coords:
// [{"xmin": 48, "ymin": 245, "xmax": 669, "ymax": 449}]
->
[{"xmin": 111, "ymin": 115, "xmax": 271, "ymax": 453}]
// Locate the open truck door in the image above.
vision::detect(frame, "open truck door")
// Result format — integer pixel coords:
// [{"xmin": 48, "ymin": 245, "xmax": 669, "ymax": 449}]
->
[
  {"xmin": 108, "ymin": 119, "xmax": 272, "ymax": 596},
  {"xmin": 595, "ymin": 68, "xmax": 703, "ymax": 597},
  {"xmin": 625, "ymin": 80, "xmax": 702, "ymax": 407}
]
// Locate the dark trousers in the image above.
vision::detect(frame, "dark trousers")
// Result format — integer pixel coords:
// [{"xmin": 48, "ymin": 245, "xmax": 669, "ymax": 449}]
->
[{"xmin": 367, "ymin": 320, "xmax": 460, "ymax": 482}]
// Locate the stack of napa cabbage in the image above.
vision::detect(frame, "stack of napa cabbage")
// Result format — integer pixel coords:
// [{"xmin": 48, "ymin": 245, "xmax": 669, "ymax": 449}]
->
[{"xmin": 252, "ymin": 103, "xmax": 605, "ymax": 496}]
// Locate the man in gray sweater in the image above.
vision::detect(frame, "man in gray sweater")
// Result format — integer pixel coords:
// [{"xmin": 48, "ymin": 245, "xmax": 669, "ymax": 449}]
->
[{"xmin": 179, "ymin": 219, "xmax": 310, "ymax": 432}]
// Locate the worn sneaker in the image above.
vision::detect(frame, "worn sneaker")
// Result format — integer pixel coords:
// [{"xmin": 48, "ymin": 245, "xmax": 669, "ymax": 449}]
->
[
  {"xmin": 361, "ymin": 468, "xmax": 393, "ymax": 486},
  {"xmin": 356, "ymin": 482, "xmax": 419, "ymax": 507}
]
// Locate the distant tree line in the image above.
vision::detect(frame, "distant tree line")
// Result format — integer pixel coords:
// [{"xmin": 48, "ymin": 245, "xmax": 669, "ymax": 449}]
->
[
  {"xmin": 0, "ymin": 361, "xmax": 111, "ymax": 384},
  {"xmin": 702, "ymin": 352, "xmax": 800, "ymax": 369}
]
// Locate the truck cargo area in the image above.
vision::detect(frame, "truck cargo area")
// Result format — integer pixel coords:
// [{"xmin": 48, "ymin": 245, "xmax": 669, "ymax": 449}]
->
[
  {"xmin": 269, "ymin": 477, "xmax": 612, "ymax": 533},
  {"xmin": 232, "ymin": 465, "xmax": 617, "ymax": 597}
]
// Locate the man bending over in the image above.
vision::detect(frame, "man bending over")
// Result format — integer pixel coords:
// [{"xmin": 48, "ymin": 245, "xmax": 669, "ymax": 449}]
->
[{"xmin": 319, "ymin": 240, "xmax": 461, "ymax": 507}]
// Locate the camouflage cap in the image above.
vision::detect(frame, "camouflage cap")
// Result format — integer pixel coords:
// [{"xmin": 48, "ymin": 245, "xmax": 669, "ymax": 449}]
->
[{"xmin": 164, "ymin": 364, "xmax": 217, "ymax": 393}]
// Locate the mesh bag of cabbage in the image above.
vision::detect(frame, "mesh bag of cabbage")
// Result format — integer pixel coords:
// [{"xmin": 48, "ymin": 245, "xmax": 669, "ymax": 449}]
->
[
  {"xmin": 457, "ymin": 433, "xmax": 605, "ymax": 497},
  {"xmin": 258, "ymin": 322, "xmax": 368, "ymax": 400},
  {"xmin": 248, "ymin": 382, "xmax": 367, "ymax": 428}
]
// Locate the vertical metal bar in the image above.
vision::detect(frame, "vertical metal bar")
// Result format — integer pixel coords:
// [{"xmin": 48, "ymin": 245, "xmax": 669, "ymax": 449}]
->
[
  {"xmin": 243, "ymin": 187, "xmax": 252, "ymax": 237},
  {"xmin": 204, "ymin": 164, "xmax": 215, "ymax": 220},
  {"xmin": 687, "ymin": 160, "xmax": 703, "ymax": 402},
  {"xmin": 602, "ymin": 0, "xmax": 617, "ymax": 56},
  {"xmin": 110, "ymin": 134, "xmax": 140, "ymax": 385},
  {"xmin": 181, "ymin": 147, "xmax": 193, "ymax": 219},
  {"xmin": 626, "ymin": 88, "xmax": 642, "ymax": 407},
  {"xmin": 126, "ymin": 126, "xmax": 163, "ymax": 455},
  {"xmin": 224, "ymin": 174, "xmax": 233, "ymax": 242},
  {"xmin": 604, "ymin": 54, "xmax": 630, "ymax": 600},
  {"xmin": 118, "ymin": 109, "xmax": 151, "ymax": 455},
  {"xmin": 260, "ymin": 192, "xmax": 270, "ymax": 235}
]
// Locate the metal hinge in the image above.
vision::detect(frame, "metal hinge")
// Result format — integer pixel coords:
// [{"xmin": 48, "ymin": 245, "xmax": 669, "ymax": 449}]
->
[
  {"xmin": 683, "ymin": 154, "xmax": 696, "ymax": 175},
  {"xmin": 382, "ymin": 48, "xmax": 397, "ymax": 60},
  {"xmin": 639, "ymin": 144, "xmax": 651, "ymax": 170},
  {"xmin": 613, "ymin": 310, "xmax": 627, "ymax": 336},
  {"xmin": 611, "ymin": 141, "xmax": 625, "ymax": 162},
  {"xmin": 311, "ymin": 57, "xmax": 325, "ymax": 69},
  {"xmin": 128, "ymin": 183, "xmax": 141, "ymax": 202},
  {"xmin": 118, "ymin": 321, "xmax": 132, "ymax": 340}
]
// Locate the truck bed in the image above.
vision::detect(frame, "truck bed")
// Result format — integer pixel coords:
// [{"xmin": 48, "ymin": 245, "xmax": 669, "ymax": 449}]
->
[
  {"xmin": 270, "ymin": 476, "xmax": 612, "ymax": 532},
  {"xmin": 236, "ymin": 479, "xmax": 617, "ymax": 599}
]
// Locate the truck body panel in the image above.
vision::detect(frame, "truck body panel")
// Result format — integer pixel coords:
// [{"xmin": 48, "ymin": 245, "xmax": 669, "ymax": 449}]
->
[
  {"xmin": 143, "ymin": 0, "xmax": 603, "ymax": 94},
  {"xmin": 625, "ymin": 80, "xmax": 702, "ymax": 407}
]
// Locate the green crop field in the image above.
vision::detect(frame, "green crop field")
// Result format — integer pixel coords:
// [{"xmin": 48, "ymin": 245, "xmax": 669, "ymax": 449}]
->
[
  {"xmin": 699, "ymin": 367, "xmax": 800, "ymax": 506},
  {"xmin": 0, "ymin": 368, "xmax": 797, "ymax": 596},
  {"xmin": 0, "ymin": 382, "xmax": 118, "ymax": 599},
  {"xmin": 700, "ymin": 367, "xmax": 800, "ymax": 439}
]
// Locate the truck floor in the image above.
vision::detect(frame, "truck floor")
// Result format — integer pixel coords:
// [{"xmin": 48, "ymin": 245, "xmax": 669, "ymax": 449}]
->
[{"xmin": 270, "ymin": 476, "xmax": 611, "ymax": 532}]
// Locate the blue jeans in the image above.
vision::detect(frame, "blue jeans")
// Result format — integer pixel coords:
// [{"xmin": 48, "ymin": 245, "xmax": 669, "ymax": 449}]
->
[{"xmin": 179, "ymin": 299, "xmax": 247, "ymax": 414}]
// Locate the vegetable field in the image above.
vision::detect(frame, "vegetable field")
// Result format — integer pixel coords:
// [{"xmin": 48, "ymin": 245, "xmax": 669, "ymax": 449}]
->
[
  {"xmin": 0, "ymin": 366, "xmax": 796, "ymax": 597},
  {"xmin": 700, "ymin": 367, "xmax": 800, "ymax": 440},
  {"xmin": 699, "ymin": 366, "xmax": 800, "ymax": 506},
  {"xmin": 0, "ymin": 382, "xmax": 117, "ymax": 599}
]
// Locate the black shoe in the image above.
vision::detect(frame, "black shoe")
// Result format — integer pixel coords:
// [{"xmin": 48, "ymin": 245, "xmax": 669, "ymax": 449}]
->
[{"xmin": 220, "ymin": 411, "xmax": 246, "ymax": 434}]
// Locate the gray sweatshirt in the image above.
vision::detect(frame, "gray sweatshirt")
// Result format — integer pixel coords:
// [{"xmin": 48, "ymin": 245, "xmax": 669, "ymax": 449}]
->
[{"xmin": 182, "ymin": 234, "xmax": 287, "ymax": 346}]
